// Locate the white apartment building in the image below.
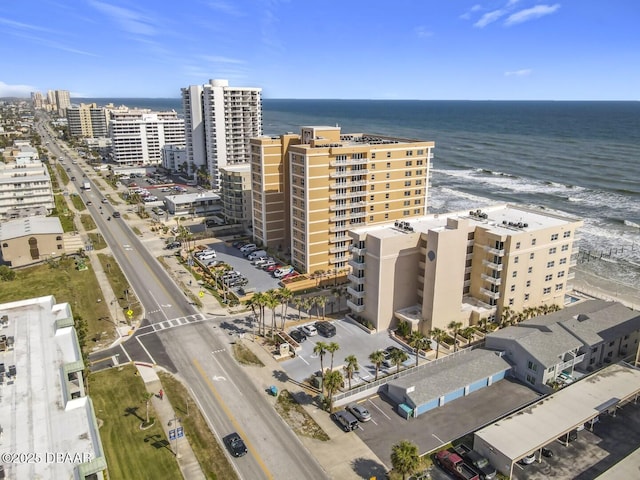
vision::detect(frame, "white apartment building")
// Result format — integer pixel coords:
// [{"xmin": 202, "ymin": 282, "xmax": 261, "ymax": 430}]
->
[
  {"xmin": 161, "ymin": 144, "xmax": 187, "ymax": 173},
  {"xmin": 0, "ymin": 158, "xmax": 55, "ymax": 219},
  {"xmin": 109, "ymin": 108, "xmax": 185, "ymax": 166},
  {"xmin": 182, "ymin": 79, "xmax": 262, "ymax": 189},
  {"xmin": 220, "ymin": 164, "xmax": 252, "ymax": 228},
  {"xmin": 347, "ymin": 204, "xmax": 583, "ymax": 333}
]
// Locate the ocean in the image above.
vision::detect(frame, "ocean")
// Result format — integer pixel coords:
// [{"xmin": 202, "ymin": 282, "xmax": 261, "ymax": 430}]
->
[{"xmin": 77, "ymin": 98, "xmax": 640, "ymax": 288}]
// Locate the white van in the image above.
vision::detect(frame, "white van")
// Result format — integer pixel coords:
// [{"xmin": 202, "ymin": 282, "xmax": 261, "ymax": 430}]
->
[
  {"xmin": 273, "ymin": 265, "xmax": 294, "ymax": 278},
  {"xmin": 247, "ymin": 250, "xmax": 267, "ymax": 261}
]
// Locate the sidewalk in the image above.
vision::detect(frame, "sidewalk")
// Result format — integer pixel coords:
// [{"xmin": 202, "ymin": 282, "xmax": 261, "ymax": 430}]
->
[{"xmin": 135, "ymin": 363, "xmax": 206, "ymax": 480}]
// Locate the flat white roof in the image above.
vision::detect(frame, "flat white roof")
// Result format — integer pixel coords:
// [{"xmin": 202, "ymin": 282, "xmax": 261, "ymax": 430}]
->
[
  {"xmin": 475, "ymin": 362, "xmax": 640, "ymax": 461},
  {"xmin": 352, "ymin": 203, "xmax": 581, "ymax": 240},
  {"xmin": 0, "ymin": 296, "xmax": 105, "ymax": 478},
  {"xmin": 165, "ymin": 192, "xmax": 221, "ymax": 204},
  {"xmin": 0, "ymin": 216, "xmax": 63, "ymax": 240}
]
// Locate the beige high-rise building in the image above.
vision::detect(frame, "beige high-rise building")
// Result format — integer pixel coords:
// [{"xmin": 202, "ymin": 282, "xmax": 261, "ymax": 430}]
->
[
  {"xmin": 31, "ymin": 91, "xmax": 43, "ymax": 109},
  {"xmin": 66, "ymin": 103, "xmax": 109, "ymax": 138},
  {"xmin": 347, "ymin": 204, "xmax": 583, "ymax": 333},
  {"xmin": 251, "ymin": 126, "xmax": 435, "ymax": 274},
  {"xmin": 54, "ymin": 90, "xmax": 71, "ymax": 116}
]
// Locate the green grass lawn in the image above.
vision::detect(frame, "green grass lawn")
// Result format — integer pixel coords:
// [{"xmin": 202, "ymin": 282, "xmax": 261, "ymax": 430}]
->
[
  {"xmin": 97, "ymin": 253, "xmax": 143, "ymax": 320},
  {"xmin": 81, "ymin": 213, "xmax": 96, "ymax": 231},
  {"xmin": 0, "ymin": 258, "xmax": 116, "ymax": 350},
  {"xmin": 89, "ymin": 366, "xmax": 181, "ymax": 480},
  {"xmin": 71, "ymin": 193, "xmax": 87, "ymax": 211},
  {"xmin": 52, "ymin": 193, "xmax": 76, "ymax": 232}
]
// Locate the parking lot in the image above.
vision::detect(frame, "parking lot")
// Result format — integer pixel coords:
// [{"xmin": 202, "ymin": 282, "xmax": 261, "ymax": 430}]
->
[{"xmin": 513, "ymin": 400, "xmax": 640, "ymax": 480}]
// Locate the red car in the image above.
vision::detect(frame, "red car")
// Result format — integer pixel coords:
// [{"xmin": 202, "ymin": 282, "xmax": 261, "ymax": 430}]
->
[
  {"xmin": 266, "ymin": 264, "xmax": 282, "ymax": 272},
  {"xmin": 282, "ymin": 272, "xmax": 299, "ymax": 280}
]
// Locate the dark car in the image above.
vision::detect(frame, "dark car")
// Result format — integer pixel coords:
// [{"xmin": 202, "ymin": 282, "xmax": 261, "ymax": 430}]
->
[
  {"xmin": 542, "ymin": 447, "xmax": 554, "ymax": 458},
  {"xmin": 165, "ymin": 241, "xmax": 181, "ymax": 249},
  {"xmin": 290, "ymin": 329, "xmax": 307, "ymax": 343},
  {"xmin": 315, "ymin": 321, "xmax": 336, "ymax": 337},
  {"xmin": 224, "ymin": 432, "xmax": 248, "ymax": 457},
  {"xmin": 112, "ymin": 211, "xmax": 121, "ymax": 218}
]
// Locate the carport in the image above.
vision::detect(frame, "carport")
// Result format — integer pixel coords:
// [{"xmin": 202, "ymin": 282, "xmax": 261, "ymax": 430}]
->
[
  {"xmin": 473, "ymin": 362, "xmax": 640, "ymax": 478},
  {"xmin": 386, "ymin": 348, "xmax": 512, "ymax": 417}
]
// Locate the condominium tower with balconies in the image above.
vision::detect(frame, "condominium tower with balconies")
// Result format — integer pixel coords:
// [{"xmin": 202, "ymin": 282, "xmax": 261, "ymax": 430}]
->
[{"xmin": 250, "ymin": 126, "xmax": 435, "ymax": 274}]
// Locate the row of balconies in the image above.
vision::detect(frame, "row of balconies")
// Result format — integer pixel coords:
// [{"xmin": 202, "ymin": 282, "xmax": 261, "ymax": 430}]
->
[
  {"xmin": 329, "ymin": 245, "xmax": 351, "ymax": 254},
  {"xmin": 347, "ymin": 299, "xmax": 365, "ymax": 313},
  {"xmin": 329, "ymin": 158, "xmax": 368, "ymax": 167},
  {"xmin": 480, "ymin": 287, "xmax": 501, "ymax": 300},
  {"xmin": 348, "ymin": 273, "xmax": 365, "ymax": 284},
  {"xmin": 330, "ymin": 211, "xmax": 366, "ymax": 222},
  {"xmin": 329, "ymin": 180, "xmax": 367, "ymax": 190},
  {"xmin": 329, "ymin": 169, "xmax": 368, "ymax": 178},
  {"xmin": 350, "ymin": 245, "xmax": 366, "ymax": 255},
  {"xmin": 329, "ymin": 192, "xmax": 367, "ymax": 200},
  {"xmin": 481, "ymin": 273, "xmax": 502, "ymax": 286},
  {"xmin": 347, "ymin": 286, "xmax": 366, "ymax": 298},
  {"xmin": 329, "ymin": 201, "xmax": 366, "ymax": 212},
  {"xmin": 482, "ymin": 259, "xmax": 504, "ymax": 271}
]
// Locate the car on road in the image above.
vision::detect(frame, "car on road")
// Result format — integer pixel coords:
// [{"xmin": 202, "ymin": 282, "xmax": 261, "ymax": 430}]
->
[
  {"xmin": 330, "ymin": 410, "xmax": 359, "ymax": 432},
  {"xmin": 112, "ymin": 211, "xmax": 121, "ymax": 218},
  {"xmin": 301, "ymin": 324, "xmax": 317, "ymax": 337},
  {"xmin": 346, "ymin": 403, "xmax": 371, "ymax": 422},
  {"xmin": 101, "ymin": 198, "xmax": 108, "ymax": 204},
  {"xmin": 224, "ymin": 432, "xmax": 248, "ymax": 457},
  {"xmin": 71, "ymin": 176, "xmax": 76, "ymax": 181},
  {"xmin": 289, "ymin": 329, "xmax": 307, "ymax": 344},
  {"xmin": 86, "ymin": 200, "xmax": 93, "ymax": 206}
]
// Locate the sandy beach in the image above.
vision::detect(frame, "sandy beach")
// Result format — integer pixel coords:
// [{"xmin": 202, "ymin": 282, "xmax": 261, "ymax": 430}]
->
[{"xmin": 571, "ymin": 265, "xmax": 640, "ymax": 311}]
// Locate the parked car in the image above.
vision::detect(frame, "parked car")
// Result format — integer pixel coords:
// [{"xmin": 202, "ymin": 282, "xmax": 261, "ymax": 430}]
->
[
  {"xmin": 195, "ymin": 249, "xmax": 216, "ymax": 258},
  {"xmin": 242, "ymin": 246, "xmax": 258, "ymax": 256},
  {"xmin": 315, "ymin": 321, "xmax": 336, "ymax": 338},
  {"xmin": 224, "ymin": 432, "xmax": 248, "ymax": 457},
  {"xmin": 301, "ymin": 324, "xmax": 318, "ymax": 337},
  {"xmin": 239, "ymin": 243, "xmax": 257, "ymax": 253},
  {"xmin": 165, "ymin": 241, "xmax": 181, "ymax": 249},
  {"xmin": 346, "ymin": 403, "xmax": 371, "ymax": 422},
  {"xmin": 281, "ymin": 271, "xmax": 299, "ymax": 280},
  {"xmin": 265, "ymin": 264, "xmax": 282, "ymax": 272},
  {"xmin": 330, "ymin": 410, "xmax": 359, "ymax": 432},
  {"xmin": 273, "ymin": 265, "xmax": 295, "ymax": 278},
  {"xmin": 289, "ymin": 329, "xmax": 307, "ymax": 343},
  {"xmin": 520, "ymin": 453, "xmax": 536, "ymax": 465},
  {"xmin": 247, "ymin": 250, "xmax": 268, "ymax": 261},
  {"xmin": 541, "ymin": 448, "xmax": 554, "ymax": 458},
  {"xmin": 382, "ymin": 346, "xmax": 404, "ymax": 368},
  {"xmin": 261, "ymin": 260, "xmax": 278, "ymax": 269},
  {"xmin": 253, "ymin": 257, "xmax": 273, "ymax": 267},
  {"xmin": 453, "ymin": 444, "xmax": 496, "ymax": 479},
  {"xmin": 198, "ymin": 253, "xmax": 217, "ymax": 261},
  {"xmin": 202, "ymin": 259, "xmax": 220, "ymax": 267}
]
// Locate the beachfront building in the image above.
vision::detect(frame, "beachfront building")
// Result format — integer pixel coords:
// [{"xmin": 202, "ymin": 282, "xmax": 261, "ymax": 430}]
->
[
  {"xmin": 347, "ymin": 204, "xmax": 583, "ymax": 332},
  {"xmin": 250, "ymin": 126, "xmax": 435, "ymax": 274},
  {"xmin": 66, "ymin": 103, "xmax": 109, "ymax": 138},
  {"xmin": 219, "ymin": 164, "xmax": 252, "ymax": 229},
  {"xmin": 163, "ymin": 192, "xmax": 222, "ymax": 217},
  {"xmin": 181, "ymin": 79, "xmax": 262, "ymax": 189},
  {"xmin": 109, "ymin": 108, "xmax": 185, "ymax": 166},
  {"xmin": 0, "ymin": 295, "xmax": 107, "ymax": 479},
  {"xmin": 0, "ymin": 157, "xmax": 55, "ymax": 219},
  {"xmin": 0, "ymin": 216, "xmax": 64, "ymax": 267}
]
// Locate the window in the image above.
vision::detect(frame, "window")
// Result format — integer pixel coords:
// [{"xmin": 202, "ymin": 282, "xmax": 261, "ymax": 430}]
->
[
  {"xmin": 405, "ymin": 171, "xmax": 412, "ymax": 176},
  {"xmin": 417, "ymin": 150, "xmax": 424, "ymax": 155},
  {"xmin": 530, "ymin": 252, "xmax": 535, "ymax": 260},
  {"xmin": 590, "ymin": 358, "xmax": 596, "ymax": 365},
  {"xmin": 510, "ymin": 285, "xmax": 516, "ymax": 292},
  {"xmin": 385, "ymin": 193, "xmax": 390, "ymax": 199},
  {"xmin": 526, "ymin": 280, "xmax": 531, "ymax": 287},
  {"xmin": 369, "ymin": 216, "xmax": 374, "ymax": 221},
  {"xmin": 404, "ymin": 191, "xmax": 411, "ymax": 196},
  {"xmin": 545, "ymin": 274, "xmax": 553, "ymax": 281},
  {"xmin": 561, "ymin": 244, "xmax": 569, "ymax": 252},
  {"xmin": 516, "ymin": 242, "xmax": 521, "ymax": 249},
  {"xmin": 528, "ymin": 266, "xmax": 533, "ymax": 274},
  {"xmin": 405, "ymin": 160, "xmax": 413, "ymax": 166},
  {"xmin": 404, "ymin": 200, "xmax": 410, "ymax": 206},
  {"xmin": 56, "ymin": 236, "xmax": 63, "ymax": 241},
  {"xmin": 371, "ymin": 174, "xmax": 375, "ymax": 180},
  {"xmin": 371, "ymin": 184, "xmax": 375, "ymax": 190},
  {"xmin": 512, "ymin": 271, "xmax": 518, "ymax": 278},
  {"xmin": 509, "ymin": 298, "xmax": 514, "ymax": 306},
  {"xmin": 549, "ymin": 247, "xmax": 557, "ymax": 254},
  {"xmin": 370, "ymin": 195, "xmax": 375, "ymax": 201},
  {"xmin": 403, "ymin": 210, "xmax": 410, "ymax": 215},
  {"xmin": 404, "ymin": 180, "xmax": 411, "ymax": 186},
  {"xmin": 371, "ymin": 153, "xmax": 376, "ymax": 160},
  {"xmin": 555, "ymin": 283, "xmax": 564, "ymax": 291},
  {"xmin": 386, "ymin": 161, "xmax": 391, "ymax": 167},
  {"xmin": 406, "ymin": 151, "xmax": 413, "ymax": 156},
  {"xmin": 547, "ymin": 261, "xmax": 555, "ymax": 268},
  {"xmin": 551, "ymin": 233, "xmax": 559, "ymax": 241},
  {"xmin": 526, "ymin": 374, "xmax": 536, "ymax": 385},
  {"xmin": 385, "ymin": 203, "xmax": 389, "ymax": 209},
  {"xmin": 369, "ymin": 205, "xmax": 374, "ymax": 211},
  {"xmin": 386, "ymin": 172, "xmax": 391, "ymax": 179},
  {"xmin": 386, "ymin": 183, "xmax": 390, "ymax": 189},
  {"xmin": 524, "ymin": 293, "xmax": 530, "ymax": 301},
  {"xmin": 415, "ymin": 189, "xmax": 422, "ymax": 195},
  {"xmin": 532, "ymin": 238, "xmax": 537, "ymax": 246},
  {"xmin": 557, "ymin": 271, "xmax": 565, "ymax": 278},
  {"xmin": 514, "ymin": 256, "xmax": 519, "ymax": 264},
  {"xmin": 559, "ymin": 258, "xmax": 567, "ymax": 265},
  {"xmin": 416, "ymin": 179, "xmax": 423, "ymax": 185},
  {"xmin": 527, "ymin": 360, "xmax": 538, "ymax": 371},
  {"xmin": 563, "ymin": 231, "xmax": 571, "ymax": 238},
  {"xmin": 414, "ymin": 209, "xmax": 421, "ymax": 214},
  {"xmin": 543, "ymin": 287, "xmax": 551, "ymax": 294},
  {"xmin": 384, "ymin": 213, "xmax": 389, "ymax": 219},
  {"xmin": 417, "ymin": 170, "xmax": 422, "ymax": 175}
]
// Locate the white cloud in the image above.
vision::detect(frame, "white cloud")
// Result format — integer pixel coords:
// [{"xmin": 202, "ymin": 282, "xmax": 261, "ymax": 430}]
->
[
  {"xmin": 205, "ymin": 1, "xmax": 245, "ymax": 17},
  {"xmin": 415, "ymin": 26, "xmax": 433, "ymax": 38},
  {"xmin": 89, "ymin": 0, "xmax": 157, "ymax": 36},
  {"xmin": 0, "ymin": 17, "xmax": 58, "ymax": 34},
  {"xmin": 0, "ymin": 81, "xmax": 37, "ymax": 97},
  {"xmin": 505, "ymin": 69, "xmax": 533, "ymax": 76},
  {"xmin": 505, "ymin": 4, "xmax": 561, "ymax": 26},
  {"xmin": 460, "ymin": 4, "xmax": 482, "ymax": 20},
  {"xmin": 474, "ymin": 9, "xmax": 507, "ymax": 28},
  {"xmin": 200, "ymin": 55, "xmax": 246, "ymax": 65}
]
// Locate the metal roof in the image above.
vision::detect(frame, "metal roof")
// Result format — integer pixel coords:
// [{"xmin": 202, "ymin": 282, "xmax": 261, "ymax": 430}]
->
[
  {"xmin": 475, "ymin": 362, "xmax": 640, "ymax": 461},
  {"xmin": 0, "ymin": 216, "xmax": 63, "ymax": 241}
]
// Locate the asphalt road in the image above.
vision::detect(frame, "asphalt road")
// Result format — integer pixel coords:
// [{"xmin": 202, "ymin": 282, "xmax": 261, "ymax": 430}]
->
[{"xmin": 39, "ymin": 118, "xmax": 328, "ymax": 480}]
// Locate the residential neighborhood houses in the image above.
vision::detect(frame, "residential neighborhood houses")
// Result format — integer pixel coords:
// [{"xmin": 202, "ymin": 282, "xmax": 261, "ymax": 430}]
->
[{"xmin": 0, "ymin": 91, "xmax": 640, "ymax": 480}]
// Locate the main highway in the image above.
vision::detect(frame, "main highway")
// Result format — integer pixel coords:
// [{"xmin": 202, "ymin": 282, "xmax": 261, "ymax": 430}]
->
[{"xmin": 38, "ymin": 117, "xmax": 328, "ymax": 480}]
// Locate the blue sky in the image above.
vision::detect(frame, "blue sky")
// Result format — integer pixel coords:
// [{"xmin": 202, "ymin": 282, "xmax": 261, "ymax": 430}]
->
[{"xmin": 1, "ymin": 0, "xmax": 638, "ymax": 100}]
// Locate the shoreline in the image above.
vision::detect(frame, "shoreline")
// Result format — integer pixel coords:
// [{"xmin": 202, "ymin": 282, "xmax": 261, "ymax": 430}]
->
[{"xmin": 571, "ymin": 266, "xmax": 640, "ymax": 311}]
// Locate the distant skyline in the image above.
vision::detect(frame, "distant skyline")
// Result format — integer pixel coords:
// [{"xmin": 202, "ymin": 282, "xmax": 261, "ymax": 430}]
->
[{"xmin": 1, "ymin": 1, "xmax": 638, "ymax": 100}]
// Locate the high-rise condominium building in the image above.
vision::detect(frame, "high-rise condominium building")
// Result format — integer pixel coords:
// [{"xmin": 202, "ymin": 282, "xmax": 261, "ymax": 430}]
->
[
  {"xmin": 182, "ymin": 79, "xmax": 262, "ymax": 189},
  {"xmin": 31, "ymin": 91, "xmax": 44, "ymax": 109},
  {"xmin": 346, "ymin": 204, "xmax": 583, "ymax": 333},
  {"xmin": 66, "ymin": 103, "xmax": 109, "ymax": 138},
  {"xmin": 54, "ymin": 90, "xmax": 71, "ymax": 116},
  {"xmin": 220, "ymin": 164, "xmax": 252, "ymax": 228},
  {"xmin": 250, "ymin": 126, "xmax": 435, "ymax": 274},
  {"xmin": 109, "ymin": 108, "xmax": 185, "ymax": 166}
]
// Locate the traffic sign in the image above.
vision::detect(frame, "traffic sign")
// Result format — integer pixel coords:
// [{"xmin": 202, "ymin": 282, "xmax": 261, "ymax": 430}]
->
[
  {"xmin": 199, "ymin": 291, "xmax": 204, "ymax": 298},
  {"xmin": 126, "ymin": 309, "xmax": 133, "ymax": 317},
  {"xmin": 177, "ymin": 426, "xmax": 184, "ymax": 438},
  {"xmin": 169, "ymin": 429, "xmax": 176, "ymax": 440}
]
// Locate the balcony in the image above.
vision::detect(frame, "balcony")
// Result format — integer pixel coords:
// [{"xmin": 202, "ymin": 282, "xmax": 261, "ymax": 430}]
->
[
  {"xmin": 329, "ymin": 180, "xmax": 367, "ymax": 190},
  {"xmin": 330, "ymin": 157, "xmax": 368, "ymax": 167},
  {"xmin": 480, "ymin": 288, "xmax": 501, "ymax": 300},
  {"xmin": 329, "ymin": 235, "xmax": 349, "ymax": 244},
  {"xmin": 483, "ymin": 259, "xmax": 504, "ymax": 271},
  {"xmin": 329, "ymin": 191, "xmax": 367, "ymax": 200},
  {"xmin": 330, "ymin": 224, "xmax": 348, "ymax": 233},
  {"xmin": 347, "ymin": 299, "xmax": 365, "ymax": 313},
  {"xmin": 567, "ymin": 272, "xmax": 576, "ymax": 280},
  {"xmin": 350, "ymin": 245, "xmax": 366, "ymax": 255},
  {"xmin": 347, "ymin": 286, "xmax": 366, "ymax": 298},
  {"xmin": 330, "ymin": 211, "xmax": 366, "ymax": 222},
  {"xmin": 483, "ymin": 245, "xmax": 505, "ymax": 256},
  {"xmin": 481, "ymin": 273, "xmax": 502, "ymax": 286},
  {"xmin": 329, "ymin": 168, "xmax": 368, "ymax": 178},
  {"xmin": 348, "ymin": 274, "xmax": 365, "ymax": 284},
  {"xmin": 330, "ymin": 245, "xmax": 351, "ymax": 254},
  {"xmin": 349, "ymin": 258, "xmax": 365, "ymax": 270},
  {"xmin": 329, "ymin": 256, "xmax": 348, "ymax": 264}
]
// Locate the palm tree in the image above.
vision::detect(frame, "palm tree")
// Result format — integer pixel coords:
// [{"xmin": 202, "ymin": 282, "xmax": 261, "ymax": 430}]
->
[
  {"xmin": 326, "ymin": 342, "xmax": 340, "ymax": 371},
  {"xmin": 500, "ymin": 305, "xmax": 514, "ymax": 328},
  {"xmin": 408, "ymin": 331, "xmax": 429, "ymax": 368},
  {"xmin": 292, "ymin": 296, "xmax": 304, "ymax": 322},
  {"xmin": 277, "ymin": 287, "xmax": 294, "ymax": 330},
  {"xmin": 331, "ymin": 286, "xmax": 346, "ymax": 313},
  {"xmin": 314, "ymin": 341, "xmax": 328, "ymax": 378},
  {"xmin": 447, "ymin": 320, "xmax": 463, "ymax": 352},
  {"xmin": 461, "ymin": 326, "xmax": 476, "ymax": 347},
  {"xmin": 343, "ymin": 355, "xmax": 359, "ymax": 389},
  {"xmin": 251, "ymin": 291, "xmax": 267, "ymax": 336},
  {"xmin": 389, "ymin": 348, "xmax": 409, "ymax": 373},
  {"xmin": 390, "ymin": 440, "xmax": 421, "ymax": 480},
  {"xmin": 369, "ymin": 350, "xmax": 385, "ymax": 381},
  {"xmin": 430, "ymin": 328, "xmax": 447, "ymax": 359},
  {"xmin": 303, "ymin": 297, "xmax": 313, "ymax": 319},
  {"xmin": 242, "ymin": 295, "xmax": 260, "ymax": 335},
  {"xmin": 265, "ymin": 290, "xmax": 280, "ymax": 336},
  {"xmin": 316, "ymin": 295, "xmax": 328, "ymax": 320},
  {"xmin": 323, "ymin": 370, "xmax": 344, "ymax": 412}
]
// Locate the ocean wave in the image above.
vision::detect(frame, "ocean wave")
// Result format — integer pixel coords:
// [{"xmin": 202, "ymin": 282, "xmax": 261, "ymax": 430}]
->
[{"xmin": 624, "ymin": 219, "xmax": 640, "ymax": 228}]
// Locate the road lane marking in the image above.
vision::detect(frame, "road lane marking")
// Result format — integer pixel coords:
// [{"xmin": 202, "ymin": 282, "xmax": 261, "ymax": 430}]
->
[
  {"xmin": 210, "ymin": 351, "xmax": 242, "ymax": 396},
  {"xmin": 136, "ymin": 336, "xmax": 156, "ymax": 364},
  {"xmin": 193, "ymin": 359, "xmax": 273, "ymax": 480}
]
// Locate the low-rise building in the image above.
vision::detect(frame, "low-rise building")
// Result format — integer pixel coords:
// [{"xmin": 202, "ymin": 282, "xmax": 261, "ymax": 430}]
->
[
  {"xmin": 0, "ymin": 216, "xmax": 64, "ymax": 267},
  {"xmin": 164, "ymin": 192, "xmax": 222, "ymax": 217},
  {"xmin": 0, "ymin": 295, "xmax": 107, "ymax": 479},
  {"xmin": 161, "ymin": 144, "xmax": 187, "ymax": 174}
]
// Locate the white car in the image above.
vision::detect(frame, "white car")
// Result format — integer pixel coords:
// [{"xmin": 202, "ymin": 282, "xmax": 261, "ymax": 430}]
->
[
  {"xmin": 240, "ymin": 243, "xmax": 257, "ymax": 253},
  {"xmin": 301, "ymin": 325, "xmax": 318, "ymax": 337},
  {"xmin": 197, "ymin": 253, "xmax": 216, "ymax": 261},
  {"xmin": 195, "ymin": 250, "xmax": 216, "ymax": 258}
]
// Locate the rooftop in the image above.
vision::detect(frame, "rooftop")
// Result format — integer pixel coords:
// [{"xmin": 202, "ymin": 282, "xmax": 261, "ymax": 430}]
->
[
  {"xmin": 475, "ymin": 362, "xmax": 640, "ymax": 461},
  {"xmin": 0, "ymin": 296, "xmax": 106, "ymax": 478},
  {"xmin": 165, "ymin": 192, "xmax": 221, "ymax": 204},
  {"xmin": 0, "ymin": 216, "xmax": 62, "ymax": 241}
]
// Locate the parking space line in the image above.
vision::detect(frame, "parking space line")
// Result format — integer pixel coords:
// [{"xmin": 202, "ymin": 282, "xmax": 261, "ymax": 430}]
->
[
  {"xmin": 432, "ymin": 433, "xmax": 444, "ymax": 444},
  {"xmin": 368, "ymin": 398, "xmax": 392, "ymax": 420},
  {"xmin": 298, "ymin": 355, "xmax": 309, "ymax": 365}
]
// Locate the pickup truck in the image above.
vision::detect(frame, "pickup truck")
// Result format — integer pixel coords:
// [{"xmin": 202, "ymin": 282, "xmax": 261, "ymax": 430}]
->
[
  {"xmin": 435, "ymin": 450, "xmax": 480, "ymax": 480},
  {"xmin": 453, "ymin": 444, "xmax": 496, "ymax": 480}
]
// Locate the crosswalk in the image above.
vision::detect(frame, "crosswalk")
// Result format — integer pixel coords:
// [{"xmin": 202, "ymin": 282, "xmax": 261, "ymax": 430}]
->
[{"xmin": 149, "ymin": 313, "xmax": 207, "ymax": 332}]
